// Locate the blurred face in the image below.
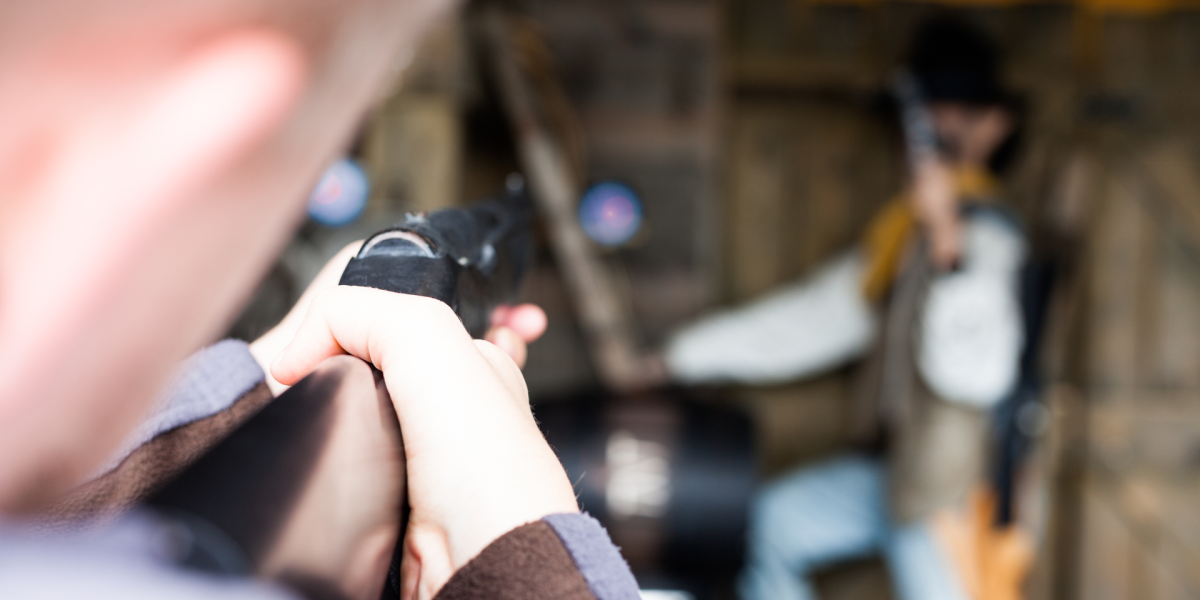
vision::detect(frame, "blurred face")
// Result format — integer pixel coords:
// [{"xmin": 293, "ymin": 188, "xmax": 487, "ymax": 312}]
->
[
  {"xmin": 908, "ymin": 102, "xmax": 1013, "ymax": 269},
  {"xmin": 929, "ymin": 102, "xmax": 1013, "ymax": 169},
  {"xmin": 0, "ymin": 0, "xmax": 451, "ymax": 511}
]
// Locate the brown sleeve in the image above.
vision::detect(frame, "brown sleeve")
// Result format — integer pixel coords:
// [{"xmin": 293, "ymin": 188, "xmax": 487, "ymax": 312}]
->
[
  {"xmin": 434, "ymin": 520, "xmax": 598, "ymax": 600},
  {"xmin": 39, "ymin": 382, "xmax": 274, "ymax": 523}
]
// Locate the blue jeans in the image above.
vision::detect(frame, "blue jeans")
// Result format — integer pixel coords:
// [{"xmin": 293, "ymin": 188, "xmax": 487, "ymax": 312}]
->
[{"xmin": 738, "ymin": 455, "xmax": 969, "ymax": 600}]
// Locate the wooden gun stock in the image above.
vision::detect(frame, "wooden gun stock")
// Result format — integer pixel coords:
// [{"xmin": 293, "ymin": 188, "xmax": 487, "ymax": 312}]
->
[{"xmin": 146, "ymin": 356, "xmax": 406, "ymax": 600}]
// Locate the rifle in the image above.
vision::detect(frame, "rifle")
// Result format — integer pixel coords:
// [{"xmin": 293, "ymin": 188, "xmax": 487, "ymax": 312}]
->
[
  {"xmin": 338, "ymin": 183, "xmax": 534, "ymax": 338},
  {"xmin": 891, "ymin": 68, "xmax": 941, "ymax": 173},
  {"xmin": 891, "ymin": 69, "xmax": 1043, "ymax": 600},
  {"xmin": 145, "ymin": 184, "xmax": 535, "ymax": 599}
]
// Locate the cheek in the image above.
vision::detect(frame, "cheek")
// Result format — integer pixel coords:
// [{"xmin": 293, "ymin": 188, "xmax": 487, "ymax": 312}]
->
[
  {"xmin": 125, "ymin": 162, "xmax": 310, "ymax": 347},
  {"xmin": 0, "ymin": 165, "xmax": 306, "ymax": 510},
  {"xmin": 936, "ymin": 119, "xmax": 963, "ymax": 145}
]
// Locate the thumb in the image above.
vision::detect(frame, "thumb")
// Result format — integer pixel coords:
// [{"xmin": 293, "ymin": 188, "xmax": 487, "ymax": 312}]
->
[
  {"xmin": 269, "ymin": 287, "xmax": 351, "ymax": 385},
  {"xmin": 271, "ymin": 286, "xmax": 469, "ymax": 386}
]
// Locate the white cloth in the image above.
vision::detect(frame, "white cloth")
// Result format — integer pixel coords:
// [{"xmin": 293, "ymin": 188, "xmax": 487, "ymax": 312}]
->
[
  {"xmin": 917, "ymin": 214, "xmax": 1025, "ymax": 407},
  {"xmin": 665, "ymin": 252, "xmax": 876, "ymax": 385},
  {"xmin": 665, "ymin": 213, "xmax": 1025, "ymax": 408}
]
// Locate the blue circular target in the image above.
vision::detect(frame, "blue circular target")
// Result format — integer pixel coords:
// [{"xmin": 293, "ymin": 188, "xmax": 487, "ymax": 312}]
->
[
  {"xmin": 308, "ymin": 158, "xmax": 369, "ymax": 227},
  {"xmin": 578, "ymin": 181, "xmax": 643, "ymax": 247}
]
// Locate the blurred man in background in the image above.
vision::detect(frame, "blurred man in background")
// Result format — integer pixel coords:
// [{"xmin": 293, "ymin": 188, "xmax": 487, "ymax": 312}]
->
[
  {"xmin": 659, "ymin": 16, "xmax": 1025, "ymax": 600},
  {"xmin": 0, "ymin": 1, "xmax": 638, "ymax": 598}
]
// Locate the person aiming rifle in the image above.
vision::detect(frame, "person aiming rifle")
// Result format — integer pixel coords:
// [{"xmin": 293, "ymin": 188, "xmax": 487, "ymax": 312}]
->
[{"xmin": 0, "ymin": 1, "xmax": 641, "ymax": 599}]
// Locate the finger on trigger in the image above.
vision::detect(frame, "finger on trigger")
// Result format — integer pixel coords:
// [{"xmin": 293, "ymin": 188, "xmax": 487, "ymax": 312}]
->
[
  {"xmin": 484, "ymin": 326, "xmax": 527, "ymax": 369},
  {"xmin": 270, "ymin": 288, "xmax": 348, "ymax": 384},
  {"xmin": 503, "ymin": 304, "xmax": 547, "ymax": 342}
]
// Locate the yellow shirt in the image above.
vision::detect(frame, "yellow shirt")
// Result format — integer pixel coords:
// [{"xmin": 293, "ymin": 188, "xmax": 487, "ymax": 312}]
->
[{"xmin": 860, "ymin": 166, "xmax": 1000, "ymax": 302}]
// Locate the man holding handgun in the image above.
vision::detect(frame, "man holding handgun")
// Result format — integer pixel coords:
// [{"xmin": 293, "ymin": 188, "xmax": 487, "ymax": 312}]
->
[
  {"xmin": 655, "ymin": 15, "xmax": 1028, "ymax": 600},
  {"xmin": 0, "ymin": 1, "xmax": 638, "ymax": 599}
]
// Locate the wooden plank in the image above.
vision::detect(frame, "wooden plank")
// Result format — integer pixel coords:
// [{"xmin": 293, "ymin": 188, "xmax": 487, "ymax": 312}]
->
[
  {"xmin": 1150, "ymin": 557, "xmax": 1194, "ymax": 600},
  {"xmin": 1145, "ymin": 231, "xmax": 1200, "ymax": 388},
  {"xmin": 788, "ymin": 103, "xmax": 895, "ymax": 279},
  {"xmin": 1104, "ymin": 473, "xmax": 1200, "ymax": 599},
  {"xmin": 1135, "ymin": 141, "xmax": 1200, "ymax": 388},
  {"xmin": 1089, "ymin": 399, "xmax": 1200, "ymax": 473},
  {"xmin": 727, "ymin": 107, "xmax": 790, "ymax": 301},
  {"xmin": 1140, "ymin": 140, "xmax": 1200, "ymax": 258},
  {"xmin": 725, "ymin": 99, "xmax": 897, "ymax": 301},
  {"xmin": 361, "ymin": 16, "xmax": 465, "ymax": 214},
  {"xmin": 518, "ymin": 0, "xmax": 724, "ymax": 321},
  {"xmin": 481, "ymin": 9, "xmax": 648, "ymax": 390},
  {"xmin": 1132, "ymin": 172, "xmax": 1163, "ymax": 387},
  {"xmin": 731, "ymin": 52, "xmax": 880, "ymax": 95},
  {"xmin": 1029, "ymin": 385, "xmax": 1088, "ymax": 600},
  {"xmin": 1086, "ymin": 168, "xmax": 1148, "ymax": 389},
  {"xmin": 1159, "ymin": 480, "xmax": 1200, "ymax": 596},
  {"xmin": 1078, "ymin": 484, "xmax": 1135, "ymax": 600},
  {"xmin": 364, "ymin": 95, "xmax": 461, "ymax": 214}
]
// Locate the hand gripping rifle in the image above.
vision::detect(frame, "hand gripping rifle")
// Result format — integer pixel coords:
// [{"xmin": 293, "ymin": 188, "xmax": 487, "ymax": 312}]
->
[
  {"xmin": 892, "ymin": 69, "xmax": 1044, "ymax": 600},
  {"xmin": 144, "ymin": 184, "xmax": 535, "ymax": 599},
  {"xmin": 338, "ymin": 183, "xmax": 535, "ymax": 338}
]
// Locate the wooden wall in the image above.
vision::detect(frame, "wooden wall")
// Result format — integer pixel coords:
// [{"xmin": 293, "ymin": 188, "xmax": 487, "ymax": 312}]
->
[
  {"xmin": 226, "ymin": 4, "xmax": 1200, "ymax": 597},
  {"xmin": 1057, "ymin": 137, "xmax": 1200, "ymax": 600},
  {"xmin": 724, "ymin": 3, "xmax": 1200, "ymax": 599},
  {"xmin": 503, "ymin": 0, "xmax": 727, "ymax": 394}
]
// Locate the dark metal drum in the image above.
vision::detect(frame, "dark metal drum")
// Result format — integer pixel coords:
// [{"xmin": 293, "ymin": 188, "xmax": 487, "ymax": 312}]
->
[{"xmin": 534, "ymin": 391, "xmax": 756, "ymax": 598}]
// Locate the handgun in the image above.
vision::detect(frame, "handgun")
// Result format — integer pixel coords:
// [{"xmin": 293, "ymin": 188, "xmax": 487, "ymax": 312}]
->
[{"xmin": 891, "ymin": 68, "xmax": 940, "ymax": 172}]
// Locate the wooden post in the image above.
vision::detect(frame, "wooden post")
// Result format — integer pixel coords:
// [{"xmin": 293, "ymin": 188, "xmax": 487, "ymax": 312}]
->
[{"xmin": 479, "ymin": 9, "xmax": 650, "ymax": 391}]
